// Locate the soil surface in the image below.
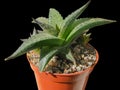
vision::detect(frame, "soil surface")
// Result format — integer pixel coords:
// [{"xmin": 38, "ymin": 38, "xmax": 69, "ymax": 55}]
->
[{"xmin": 27, "ymin": 44, "xmax": 96, "ymax": 74}]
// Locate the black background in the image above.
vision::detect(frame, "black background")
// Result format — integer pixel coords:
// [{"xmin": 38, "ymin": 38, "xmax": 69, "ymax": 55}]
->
[{"xmin": 0, "ymin": 0, "xmax": 120, "ymax": 90}]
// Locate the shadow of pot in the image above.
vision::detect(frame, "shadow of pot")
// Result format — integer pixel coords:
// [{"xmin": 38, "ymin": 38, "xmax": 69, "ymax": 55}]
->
[{"xmin": 26, "ymin": 49, "xmax": 99, "ymax": 90}]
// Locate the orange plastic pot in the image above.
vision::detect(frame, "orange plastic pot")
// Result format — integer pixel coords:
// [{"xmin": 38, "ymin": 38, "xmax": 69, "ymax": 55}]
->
[{"xmin": 27, "ymin": 50, "xmax": 99, "ymax": 90}]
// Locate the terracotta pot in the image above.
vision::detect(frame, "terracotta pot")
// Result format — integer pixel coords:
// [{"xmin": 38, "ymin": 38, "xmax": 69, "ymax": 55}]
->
[{"xmin": 27, "ymin": 49, "xmax": 99, "ymax": 90}]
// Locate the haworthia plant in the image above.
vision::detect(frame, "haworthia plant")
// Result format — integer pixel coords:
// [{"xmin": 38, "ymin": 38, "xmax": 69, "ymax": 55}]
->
[{"xmin": 5, "ymin": 0, "xmax": 116, "ymax": 71}]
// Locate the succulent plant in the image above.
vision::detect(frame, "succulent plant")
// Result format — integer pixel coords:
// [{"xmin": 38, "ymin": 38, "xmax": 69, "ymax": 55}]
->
[{"xmin": 5, "ymin": 1, "xmax": 116, "ymax": 72}]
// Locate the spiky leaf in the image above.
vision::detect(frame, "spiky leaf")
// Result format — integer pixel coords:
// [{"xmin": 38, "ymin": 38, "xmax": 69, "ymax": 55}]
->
[
  {"xmin": 58, "ymin": 0, "xmax": 91, "ymax": 39},
  {"xmin": 5, "ymin": 32, "xmax": 64, "ymax": 61},
  {"xmin": 49, "ymin": 8, "xmax": 63, "ymax": 29},
  {"xmin": 68, "ymin": 18, "xmax": 91, "ymax": 31},
  {"xmin": 32, "ymin": 18, "xmax": 58, "ymax": 36},
  {"xmin": 39, "ymin": 47, "xmax": 60, "ymax": 71},
  {"xmin": 66, "ymin": 18, "xmax": 116, "ymax": 45},
  {"xmin": 66, "ymin": 49, "xmax": 76, "ymax": 65}
]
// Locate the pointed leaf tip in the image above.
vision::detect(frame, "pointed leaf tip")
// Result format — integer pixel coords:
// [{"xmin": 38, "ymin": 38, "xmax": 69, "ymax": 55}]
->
[
  {"xmin": 4, "ymin": 52, "xmax": 20, "ymax": 61},
  {"xmin": 4, "ymin": 56, "xmax": 12, "ymax": 61},
  {"xmin": 4, "ymin": 58, "xmax": 7, "ymax": 61}
]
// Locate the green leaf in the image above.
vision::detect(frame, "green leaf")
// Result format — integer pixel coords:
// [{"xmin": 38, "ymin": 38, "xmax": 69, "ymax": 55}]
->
[
  {"xmin": 49, "ymin": 8, "xmax": 63, "ymax": 29},
  {"xmin": 66, "ymin": 18, "xmax": 116, "ymax": 45},
  {"xmin": 4, "ymin": 32, "xmax": 64, "ymax": 61},
  {"xmin": 32, "ymin": 17, "xmax": 48, "ymax": 24},
  {"xmin": 68, "ymin": 18, "xmax": 91, "ymax": 31},
  {"xmin": 32, "ymin": 18, "xmax": 58, "ymax": 36},
  {"xmin": 78, "ymin": 33, "xmax": 92, "ymax": 46},
  {"xmin": 58, "ymin": 0, "xmax": 91, "ymax": 39},
  {"xmin": 66, "ymin": 49, "xmax": 76, "ymax": 65},
  {"xmin": 39, "ymin": 47, "xmax": 60, "ymax": 71}
]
